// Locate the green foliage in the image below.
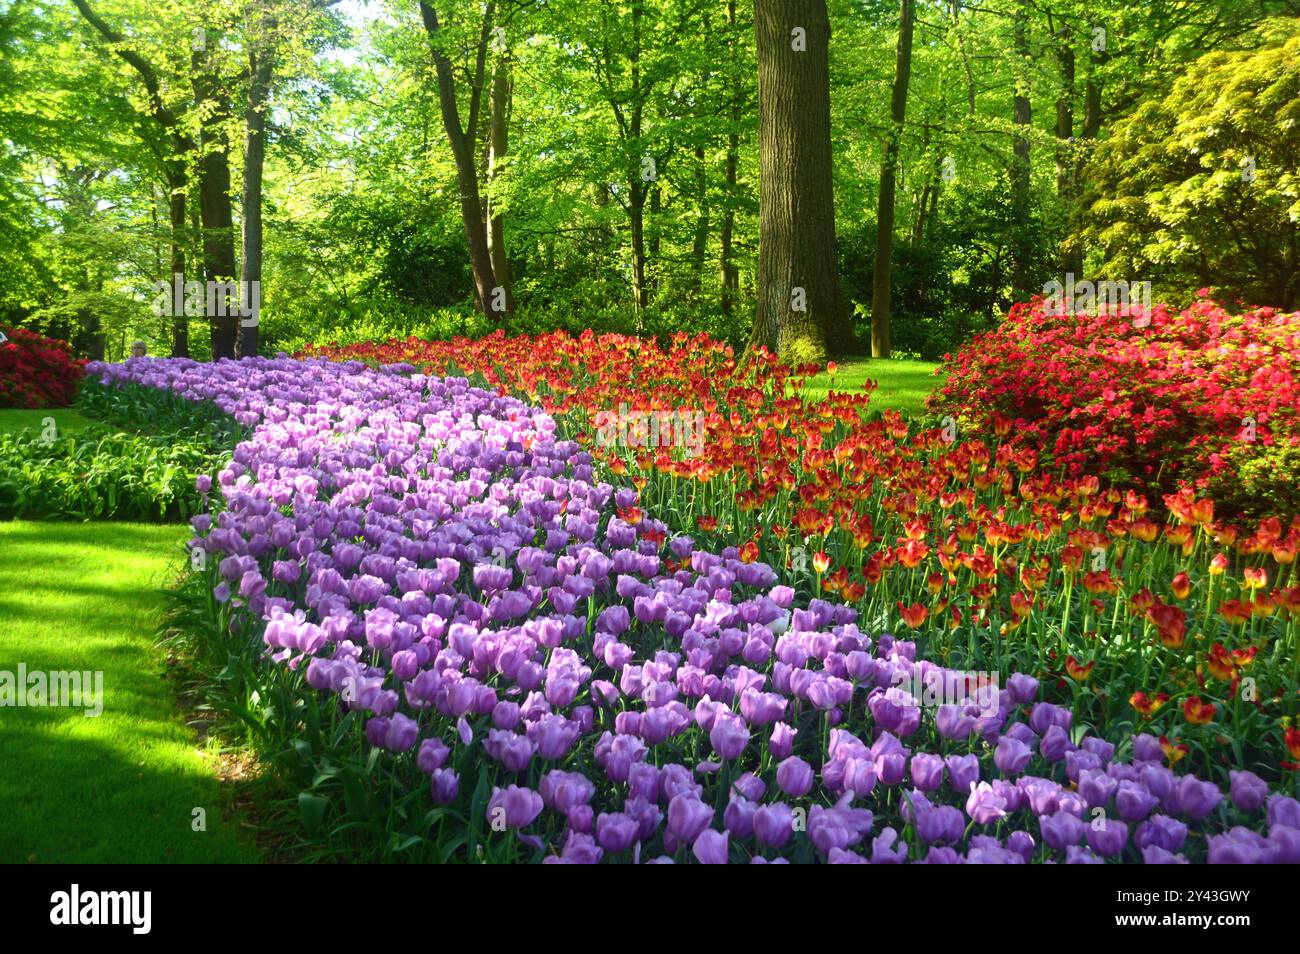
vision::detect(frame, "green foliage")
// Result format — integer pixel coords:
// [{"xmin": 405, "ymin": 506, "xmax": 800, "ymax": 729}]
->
[
  {"xmin": 1204, "ymin": 439, "xmax": 1300, "ymax": 523},
  {"xmin": 1078, "ymin": 18, "xmax": 1300, "ymax": 309},
  {"xmin": 0, "ymin": 380, "xmax": 240, "ymax": 521},
  {"xmin": 4, "ymin": 0, "xmax": 1298, "ymax": 357}
]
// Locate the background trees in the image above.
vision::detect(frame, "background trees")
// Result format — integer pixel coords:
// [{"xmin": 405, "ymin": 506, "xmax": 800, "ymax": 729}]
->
[
  {"xmin": 2, "ymin": 0, "xmax": 1297, "ymax": 361},
  {"xmin": 1078, "ymin": 17, "xmax": 1300, "ymax": 310}
]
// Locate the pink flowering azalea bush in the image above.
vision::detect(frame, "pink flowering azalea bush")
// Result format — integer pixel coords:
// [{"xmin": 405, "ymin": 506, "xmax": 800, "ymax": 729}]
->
[
  {"xmin": 85, "ymin": 356, "xmax": 1300, "ymax": 864},
  {"xmin": 931, "ymin": 295, "xmax": 1300, "ymax": 518}
]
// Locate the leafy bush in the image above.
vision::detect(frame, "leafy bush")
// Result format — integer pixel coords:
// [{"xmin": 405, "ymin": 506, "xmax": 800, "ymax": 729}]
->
[
  {"xmin": 0, "ymin": 325, "xmax": 85, "ymax": 407},
  {"xmin": 0, "ymin": 376, "xmax": 240, "ymax": 521},
  {"xmin": 0, "ymin": 426, "xmax": 223, "ymax": 521},
  {"xmin": 930, "ymin": 295, "xmax": 1300, "ymax": 518},
  {"xmin": 1076, "ymin": 18, "xmax": 1300, "ymax": 310}
]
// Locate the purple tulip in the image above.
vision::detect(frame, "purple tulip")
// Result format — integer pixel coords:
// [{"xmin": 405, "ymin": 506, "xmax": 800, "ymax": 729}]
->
[
  {"xmin": 1086, "ymin": 818, "xmax": 1128, "ymax": 857},
  {"xmin": 753, "ymin": 803, "xmax": 795, "ymax": 849},
  {"xmin": 1207, "ymin": 827, "xmax": 1269, "ymax": 864},
  {"xmin": 487, "ymin": 785, "xmax": 543, "ymax": 830},
  {"xmin": 1269, "ymin": 795, "xmax": 1300, "ymax": 830},
  {"xmin": 909, "ymin": 753, "xmax": 945, "ymax": 792},
  {"xmin": 430, "ymin": 768, "xmax": 459, "ymax": 805},
  {"xmin": 994, "ymin": 736, "xmax": 1033, "ymax": 776},
  {"xmin": 1174, "ymin": 775, "xmax": 1223, "ymax": 821},
  {"xmin": 1039, "ymin": 810, "xmax": 1086, "ymax": 852},
  {"xmin": 945, "ymin": 753, "xmax": 979, "ymax": 795},
  {"xmin": 869, "ymin": 827, "xmax": 909, "ymax": 864},
  {"xmin": 596, "ymin": 812, "xmax": 639, "ymax": 853},
  {"xmin": 708, "ymin": 710, "xmax": 749, "ymax": 760},
  {"xmin": 776, "ymin": 756, "xmax": 815, "ymax": 798},
  {"xmin": 723, "ymin": 796, "xmax": 757, "ymax": 840},
  {"xmin": 915, "ymin": 804, "xmax": 965, "ymax": 845},
  {"xmin": 417, "ymin": 737, "xmax": 450, "ymax": 773},
  {"xmin": 1114, "ymin": 780, "xmax": 1159, "ymax": 822},
  {"xmin": 1134, "ymin": 814, "xmax": 1188, "ymax": 853},
  {"xmin": 666, "ymin": 795, "xmax": 713, "ymax": 844},
  {"xmin": 692, "ymin": 828, "xmax": 729, "ymax": 864},
  {"xmin": 1229, "ymin": 770, "xmax": 1268, "ymax": 813},
  {"xmin": 966, "ymin": 781, "xmax": 1008, "ymax": 825}
]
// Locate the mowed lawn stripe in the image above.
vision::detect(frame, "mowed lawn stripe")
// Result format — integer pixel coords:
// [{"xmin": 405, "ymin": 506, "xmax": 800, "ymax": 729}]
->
[
  {"xmin": 799, "ymin": 357, "xmax": 944, "ymax": 416},
  {"xmin": 0, "ymin": 521, "xmax": 258, "ymax": 862}
]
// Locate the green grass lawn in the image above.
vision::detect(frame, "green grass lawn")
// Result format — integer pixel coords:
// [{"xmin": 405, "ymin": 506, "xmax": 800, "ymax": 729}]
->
[
  {"xmin": 0, "ymin": 521, "xmax": 259, "ymax": 862},
  {"xmin": 0, "ymin": 407, "xmax": 96, "ymax": 438},
  {"xmin": 800, "ymin": 357, "xmax": 944, "ymax": 416}
]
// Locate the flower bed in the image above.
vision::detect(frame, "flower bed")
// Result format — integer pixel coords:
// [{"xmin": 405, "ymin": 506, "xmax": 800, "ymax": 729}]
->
[
  {"xmin": 87, "ymin": 355, "xmax": 1300, "ymax": 863},
  {"xmin": 301, "ymin": 331, "xmax": 1300, "ymax": 783},
  {"xmin": 930, "ymin": 295, "xmax": 1300, "ymax": 519},
  {"xmin": 0, "ymin": 326, "xmax": 86, "ymax": 408}
]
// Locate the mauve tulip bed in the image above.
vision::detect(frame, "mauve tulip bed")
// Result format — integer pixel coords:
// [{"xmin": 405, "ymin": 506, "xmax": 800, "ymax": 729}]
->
[{"xmin": 87, "ymin": 356, "xmax": 1300, "ymax": 863}]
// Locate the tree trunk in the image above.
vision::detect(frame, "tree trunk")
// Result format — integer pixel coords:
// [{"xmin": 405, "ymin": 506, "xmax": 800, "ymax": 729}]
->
[
  {"xmin": 486, "ymin": 51, "xmax": 513, "ymax": 315},
  {"xmin": 193, "ymin": 48, "xmax": 238, "ymax": 361},
  {"xmin": 748, "ymin": 0, "xmax": 849, "ymax": 364},
  {"xmin": 628, "ymin": 2, "xmax": 649, "ymax": 313},
  {"xmin": 691, "ymin": 145, "xmax": 709, "ymax": 296},
  {"xmin": 419, "ymin": 2, "xmax": 498, "ymax": 314},
  {"xmin": 1010, "ymin": 0, "xmax": 1033, "ymax": 301},
  {"xmin": 629, "ymin": 176, "xmax": 649, "ymax": 311},
  {"xmin": 69, "ymin": 0, "xmax": 196, "ymax": 356},
  {"xmin": 167, "ymin": 183, "xmax": 189, "ymax": 357},
  {"xmin": 1070, "ymin": 45, "xmax": 1108, "ymax": 277},
  {"xmin": 238, "ymin": 15, "xmax": 274, "ymax": 359},
  {"xmin": 719, "ymin": 0, "xmax": 741, "ymax": 316},
  {"xmin": 1056, "ymin": 26, "xmax": 1083, "ymax": 277},
  {"xmin": 869, "ymin": 0, "xmax": 915, "ymax": 359}
]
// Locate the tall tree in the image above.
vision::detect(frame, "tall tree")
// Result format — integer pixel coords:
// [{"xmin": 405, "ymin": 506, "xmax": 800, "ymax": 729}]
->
[
  {"xmin": 748, "ymin": 0, "xmax": 849, "ymax": 363},
  {"xmin": 485, "ymin": 43, "xmax": 513, "ymax": 312},
  {"xmin": 868, "ymin": 0, "xmax": 914, "ymax": 359},
  {"xmin": 1009, "ymin": 0, "xmax": 1033, "ymax": 299},
  {"xmin": 69, "ymin": 0, "xmax": 195, "ymax": 357},
  {"xmin": 192, "ymin": 32, "xmax": 240, "ymax": 360},
  {"xmin": 718, "ymin": 0, "xmax": 742, "ymax": 316},
  {"xmin": 237, "ymin": 0, "xmax": 276, "ymax": 358},
  {"xmin": 419, "ymin": 0, "xmax": 507, "ymax": 317}
]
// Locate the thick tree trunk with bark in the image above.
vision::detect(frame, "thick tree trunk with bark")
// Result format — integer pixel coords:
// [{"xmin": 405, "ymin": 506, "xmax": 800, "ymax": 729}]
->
[
  {"xmin": 629, "ymin": 177, "xmax": 649, "ymax": 311},
  {"xmin": 748, "ymin": 0, "xmax": 850, "ymax": 363},
  {"xmin": 869, "ymin": 0, "xmax": 914, "ymax": 359},
  {"xmin": 193, "ymin": 51, "xmax": 239, "ymax": 361},
  {"xmin": 167, "ymin": 184, "xmax": 189, "ymax": 357},
  {"xmin": 690, "ymin": 145, "xmax": 709, "ymax": 295},
  {"xmin": 1068, "ymin": 45, "xmax": 1108, "ymax": 277},
  {"xmin": 70, "ymin": 0, "xmax": 197, "ymax": 358},
  {"xmin": 1055, "ymin": 26, "xmax": 1083, "ymax": 277}
]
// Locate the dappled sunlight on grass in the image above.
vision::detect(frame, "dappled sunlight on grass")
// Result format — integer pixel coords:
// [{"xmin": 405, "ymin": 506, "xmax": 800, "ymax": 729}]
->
[{"xmin": 0, "ymin": 521, "xmax": 259, "ymax": 862}]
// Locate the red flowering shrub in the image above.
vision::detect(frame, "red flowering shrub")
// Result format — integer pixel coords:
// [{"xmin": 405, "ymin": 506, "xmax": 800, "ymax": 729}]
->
[
  {"xmin": 0, "ymin": 326, "xmax": 87, "ymax": 408},
  {"xmin": 931, "ymin": 294, "xmax": 1300, "ymax": 516}
]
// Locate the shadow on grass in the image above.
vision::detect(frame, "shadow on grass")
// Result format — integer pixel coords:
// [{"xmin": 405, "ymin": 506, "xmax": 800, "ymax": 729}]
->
[{"xmin": 0, "ymin": 520, "xmax": 260, "ymax": 863}]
